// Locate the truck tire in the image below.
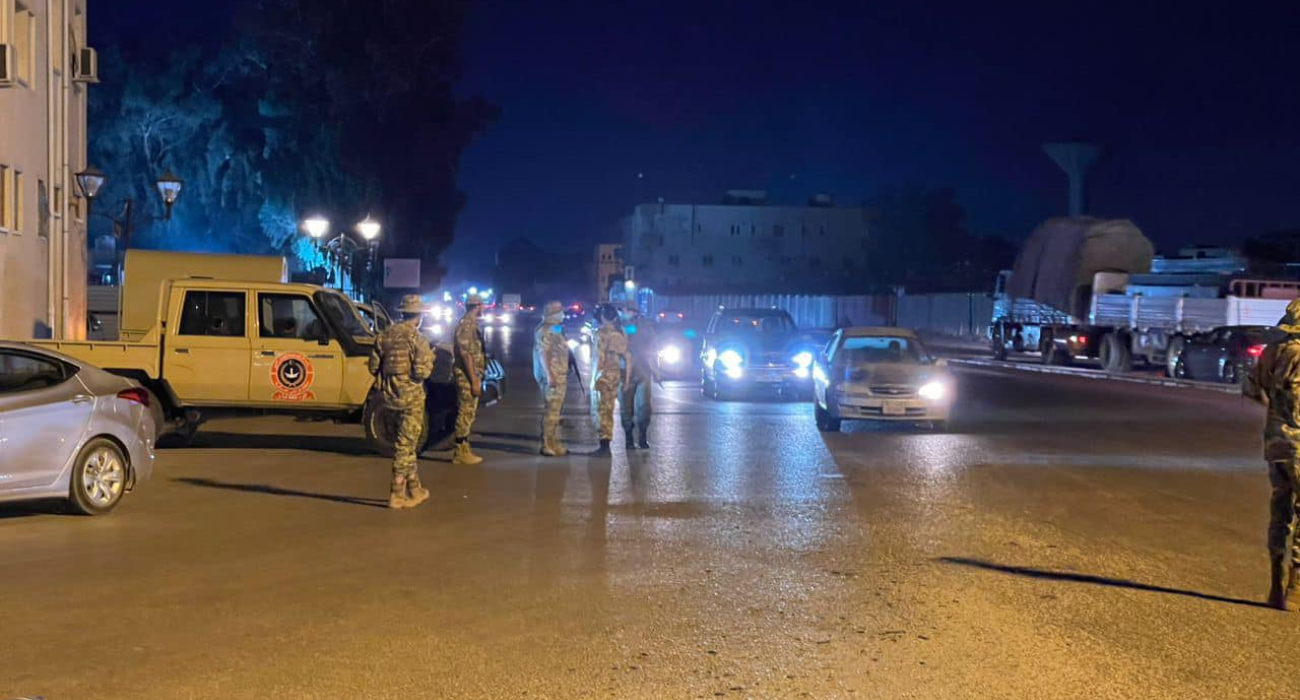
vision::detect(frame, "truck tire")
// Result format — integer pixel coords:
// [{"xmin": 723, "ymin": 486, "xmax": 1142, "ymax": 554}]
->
[
  {"xmin": 363, "ymin": 396, "xmax": 431, "ymax": 458},
  {"xmin": 1165, "ymin": 337, "xmax": 1185, "ymax": 378},
  {"xmin": 1100, "ymin": 333, "xmax": 1132, "ymax": 374}
]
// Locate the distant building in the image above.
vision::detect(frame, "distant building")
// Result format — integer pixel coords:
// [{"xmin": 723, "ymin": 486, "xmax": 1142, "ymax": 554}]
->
[
  {"xmin": 0, "ymin": 0, "xmax": 94, "ymax": 338},
  {"xmin": 593, "ymin": 243, "xmax": 623, "ymax": 301},
  {"xmin": 620, "ymin": 191, "xmax": 873, "ymax": 295}
]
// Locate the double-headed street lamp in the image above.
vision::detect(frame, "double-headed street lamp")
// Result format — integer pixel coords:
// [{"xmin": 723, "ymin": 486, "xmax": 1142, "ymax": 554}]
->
[
  {"xmin": 302, "ymin": 214, "xmax": 382, "ymax": 300},
  {"xmin": 75, "ymin": 165, "xmax": 185, "ymax": 281}
]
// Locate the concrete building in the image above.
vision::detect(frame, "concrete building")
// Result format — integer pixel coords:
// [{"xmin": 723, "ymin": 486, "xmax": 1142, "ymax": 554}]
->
[
  {"xmin": 620, "ymin": 191, "xmax": 872, "ymax": 295},
  {"xmin": 0, "ymin": 0, "xmax": 93, "ymax": 339},
  {"xmin": 593, "ymin": 242, "xmax": 622, "ymax": 300}
]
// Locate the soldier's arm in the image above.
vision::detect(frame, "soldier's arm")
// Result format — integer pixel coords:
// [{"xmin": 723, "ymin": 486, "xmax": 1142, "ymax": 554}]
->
[{"xmin": 412, "ymin": 332, "xmax": 435, "ymax": 382}]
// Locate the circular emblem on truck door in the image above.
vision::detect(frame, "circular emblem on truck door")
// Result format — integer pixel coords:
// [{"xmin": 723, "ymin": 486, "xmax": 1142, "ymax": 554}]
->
[{"xmin": 270, "ymin": 352, "xmax": 315, "ymax": 401}]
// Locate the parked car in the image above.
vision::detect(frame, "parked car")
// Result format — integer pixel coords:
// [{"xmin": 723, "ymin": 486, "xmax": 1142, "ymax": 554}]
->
[
  {"xmin": 0, "ymin": 342, "xmax": 158, "ymax": 514},
  {"xmin": 1171, "ymin": 325, "xmax": 1276, "ymax": 384},
  {"xmin": 699, "ymin": 307, "xmax": 818, "ymax": 400},
  {"xmin": 812, "ymin": 327, "xmax": 953, "ymax": 431}
]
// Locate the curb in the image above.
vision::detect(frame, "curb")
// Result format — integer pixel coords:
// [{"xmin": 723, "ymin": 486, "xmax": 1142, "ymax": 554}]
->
[{"xmin": 948, "ymin": 358, "xmax": 1243, "ymax": 395}]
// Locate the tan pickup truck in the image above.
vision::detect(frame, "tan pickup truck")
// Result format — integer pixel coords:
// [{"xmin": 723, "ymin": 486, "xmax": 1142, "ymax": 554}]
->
[{"xmin": 29, "ymin": 250, "xmax": 501, "ymax": 452}]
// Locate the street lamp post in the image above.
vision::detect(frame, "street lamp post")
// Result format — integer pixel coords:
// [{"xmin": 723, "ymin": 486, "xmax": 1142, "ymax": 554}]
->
[
  {"xmin": 75, "ymin": 165, "xmax": 185, "ymax": 283},
  {"xmin": 301, "ymin": 214, "xmax": 382, "ymax": 300}
]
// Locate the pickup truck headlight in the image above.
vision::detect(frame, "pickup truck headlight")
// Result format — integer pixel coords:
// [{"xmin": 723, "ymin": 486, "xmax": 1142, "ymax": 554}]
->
[
  {"xmin": 792, "ymin": 351, "xmax": 813, "ymax": 368},
  {"xmin": 918, "ymin": 380, "xmax": 946, "ymax": 401},
  {"xmin": 719, "ymin": 349, "xmax": 743, "ymax": 369}
]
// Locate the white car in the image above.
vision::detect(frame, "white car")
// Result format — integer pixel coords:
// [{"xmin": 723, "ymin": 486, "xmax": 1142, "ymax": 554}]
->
[
  {"xmin": 812, "ymin": 327, "xmax": 953, "ymax": 432},
  {"xmin": 0, "ymin": 342, "xmax": 158, "ymax": 514}
]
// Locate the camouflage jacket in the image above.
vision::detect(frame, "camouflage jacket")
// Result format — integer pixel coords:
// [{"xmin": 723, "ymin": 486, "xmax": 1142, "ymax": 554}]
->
[
  {"xmin": 593, "ymin": 324, "xmax": 630, "ymax": 385},
  {"xmin": 533, "ymin": 321, "xmax": 569, "ymax": 388},
  {"xmin": 368, "ymin": 320, "xmax": 434, "ymax": 409},
  {"xmin": 1246, "ymin": 336, "xmax": 1300, "ymax": 460},
  {"xmin": 454, "ymin": 314, "xmax": 485, "ymax": 374}
]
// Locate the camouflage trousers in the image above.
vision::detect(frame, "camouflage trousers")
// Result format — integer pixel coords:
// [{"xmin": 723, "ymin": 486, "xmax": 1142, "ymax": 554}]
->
[
  {"xmin": 591, "ymin": 371, "xmax": 622, "ymax": 441},
  {"xmin": 1269, "ymin": 458, "xmax": 1300, "ymax": 565},
  {"xmin": 540, "ymin": 378, "xmax": 567, "ymax": 446},
  {"xmin": 620, "ymin": 378, "xmax": 653, "ymax": 434},
  {"xmin": 391, "ymin": 407, "xmax": 424, "ymax": 478},
  {"xmin": 453, "ymin": 368, "xmax": 479, "ymax": 440}
]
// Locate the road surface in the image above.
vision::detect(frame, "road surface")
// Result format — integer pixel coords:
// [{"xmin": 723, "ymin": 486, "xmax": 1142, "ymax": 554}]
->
[{"xmin": 3, "ymin": 327, "xmax": 1296, "ymax": 699}]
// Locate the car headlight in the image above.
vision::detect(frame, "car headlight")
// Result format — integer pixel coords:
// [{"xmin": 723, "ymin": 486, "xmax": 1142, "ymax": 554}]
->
[
  {"xmin": 430, "ymin": 323, "xmax": 444, "ymax": 335},
  {"xmin": 725, "ymin": 366, "xmax": 744, "ymax": 379},
  {"xmin": 719, "ymin": 349, "xmax": 743, "ymax": 369},
  {"xmin": 793, "ymin": 367, "xmax": 810, "ymax": 379},
  {"xmin": 500, "ymin": 314, "xmax": 513, "ymax": 325},
  {"xmin": 918, "ymin": 380, "xmax": 946, "ymax": 401},
  {"xmin": 483, "ymin": 313, "xmax": 495, "ymax": 323},
  {"xmin": 566, "ymin": 338, "xmax": 579, "ymax": 350},
  {"xmin": 659, "ymin": 345, "xmax": 683, "ymax": 365},
  {"xmin": 793, "ymin": 351, "xmax": 813, "ymax": 368}
]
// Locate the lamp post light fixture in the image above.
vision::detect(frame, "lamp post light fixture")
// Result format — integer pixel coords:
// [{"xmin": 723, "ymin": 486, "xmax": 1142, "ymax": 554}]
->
[
  {"xmin": 74, "ymin": 165, "xmax": 187, "ymax": 284},
  {"xmin": 303, "ymin": 216, "xmax": 331, "ymax": 241},
  {"xmin": 302, "ymin": 214, "xmax": 384, "ymax": 300},
  {"xmin": 155, "ymin": 170, "xmax": 184, "ymax": 220},
  {"xmin": 356, "ymin": 215, "xmax": 381, "ymax": 242}
]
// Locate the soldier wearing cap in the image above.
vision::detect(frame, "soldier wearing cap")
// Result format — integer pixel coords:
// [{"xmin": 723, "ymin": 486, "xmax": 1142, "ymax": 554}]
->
[
  {"xmin": 590, "ymin": 303, "xmax": 630, "ymax": 456},
  {"xmin": 451, "ymin": 293, "xmax": 486, "ymax": 465},
  {"xmin": 534, "ymin": 301, "xmax": 570, "ymax": 456},
  {"xmin": 368, "ymin": 294, "xmax": 435, "ymax": 509},
  {"xmin": 1247, "ymin": 298, "xmax": 1300, "ymax": 610}
]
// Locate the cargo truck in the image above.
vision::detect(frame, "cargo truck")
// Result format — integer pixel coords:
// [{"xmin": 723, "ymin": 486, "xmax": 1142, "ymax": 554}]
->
[
  {"xmin": 990, "ymin": 218, "xmax": 1299, "ymax": 375},
  {"xmin": 24, "ymin": 250, "xmax": 503, "ymax": 452}
]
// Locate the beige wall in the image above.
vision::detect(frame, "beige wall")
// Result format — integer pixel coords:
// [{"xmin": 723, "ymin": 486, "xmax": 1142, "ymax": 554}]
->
[{"xmin": 0, "ymin": 0, "xmax": 90, "ymax": 339}]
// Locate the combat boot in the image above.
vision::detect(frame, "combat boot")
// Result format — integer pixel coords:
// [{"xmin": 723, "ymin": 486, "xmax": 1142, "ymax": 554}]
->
[
  {"xmin": 453, "ymin": 440, "xmax": 484, "ymax": 466},
  {"xmin": 1267, "ymin": 557, "xmax": 1296, "ymax": 611},
  {"xmin": 388, "ymin": 476, "xmax": 413, "ymax": 509},
  {"xmin": 405, "ymin": 475, "xmax": 430, "ymax": 508},
  {"xmin": 637, "ymin": 428, "xmax": 650, "ymax": 450},
  {"xmin": 540, "ymin": 437, "xmax": 560, "ymax": 457},
  {"xmin": 625, "ymin": 431, "xmax": 636, "ymax": 451},
  {"xmin": 593, "ymin": 439, "xmax": 612, "ymax": 457}
]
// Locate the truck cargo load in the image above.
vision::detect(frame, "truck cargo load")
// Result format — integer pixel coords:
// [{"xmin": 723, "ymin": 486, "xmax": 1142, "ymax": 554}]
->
[{"xmin": 1007, "ymin": 218, "xmax": 1154, "ymax": 319}]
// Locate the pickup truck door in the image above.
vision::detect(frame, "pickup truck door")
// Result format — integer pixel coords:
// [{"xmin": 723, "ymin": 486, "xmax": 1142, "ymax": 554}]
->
[
  {"xmin": 250, "ymin": 292, "xmax": 345, "ymax": 406},
  {"xmin": 166, "ymin": 289, "xmax": 252, "ymax": 403},
  {"xmin": 0, "ymin": 349, "xmax": 94, "ymax": 490}
]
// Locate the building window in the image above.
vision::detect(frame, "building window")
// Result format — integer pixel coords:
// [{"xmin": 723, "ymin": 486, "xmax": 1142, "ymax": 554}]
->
[
  {"xmin": 773, "ymin": 224, "xmax": 784, "ymax": 237},
  {"xmin": 750, "ymin": 224, "xmax": 757, "ymax": 235},
  {"xmin": 702, "ymin": 255, "xmax": 714, "ymax": 267},
  {"xmin": 0, "ymin": 165, "xmax": 9, "ymax": 231},
  {"xmin": 14, "ymin": 3, "xmax": 35, "ymax": 87},
  {"xmin": 668, "ymin": 254, "xmax": 680, "ymax": 266},
  {"xmin": 729, "ymin": 224, "xmax": 739, "ymax": 236},
  {"xmin": 731, "ymin": 255, "xmax": 743, "ymax": 266},
  {"xmin": 809, "ymin": 256, "xmax": 821, "ymax": 268}
]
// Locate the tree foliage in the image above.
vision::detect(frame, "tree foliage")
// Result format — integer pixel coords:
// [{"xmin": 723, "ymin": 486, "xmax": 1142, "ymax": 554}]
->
[{"xmin": 89, "ymin": 0, "xmax": 497, "ymax": 284}]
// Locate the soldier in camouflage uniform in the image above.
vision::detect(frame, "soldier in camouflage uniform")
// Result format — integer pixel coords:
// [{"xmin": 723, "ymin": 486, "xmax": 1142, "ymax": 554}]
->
[
  {"xmin": 368, "ymin": 294, "xmax": 435, "ymax": 509},
  {"xmin": 620, "ymin": 307, "xmax": 661, "ymax": 450},
  {"xmin": 534, "ymin": 301, "xmax": 570, "ymax": 457},
  {"xmin": 1245, "ymin": 297, "xmax": 1300, "ymax": 611},
  {"xmin": 452, "ymin": 294, "xmax": 486, "ymax": 465},
  {"xmin": 591, "ymin": 304, "xmax": 630, "ymax": 457}
]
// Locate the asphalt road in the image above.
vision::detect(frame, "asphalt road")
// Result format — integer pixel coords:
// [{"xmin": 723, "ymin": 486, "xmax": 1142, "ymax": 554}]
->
[{"xmin": 3, "ymin": 327, "xmax": 1297, "ymax": 699}]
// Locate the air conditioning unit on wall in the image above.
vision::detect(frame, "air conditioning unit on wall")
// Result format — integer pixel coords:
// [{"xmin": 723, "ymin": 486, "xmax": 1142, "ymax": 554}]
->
[
  {"xmin": 73, "ymin": 46, "xmax": 98, "ymax": 83},
  {"xmin": 0, "ymin": 44, "xmax": 14, "ymax": 87}
]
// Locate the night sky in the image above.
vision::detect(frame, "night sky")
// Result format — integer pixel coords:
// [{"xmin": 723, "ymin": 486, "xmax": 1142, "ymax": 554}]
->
[{"xmin": 100, "ymin": 1, "xmax": 1300, "ymax": 279}]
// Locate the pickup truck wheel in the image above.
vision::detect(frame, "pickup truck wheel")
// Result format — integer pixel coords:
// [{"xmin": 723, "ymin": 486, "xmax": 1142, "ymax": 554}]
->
[
  {"xmin": 1100, "ymin": 333, "xmax": 1132, "ymax": 373},
  {"xmin": 363, "ymin": 399, "xmax": 430, "ymax": 458}
]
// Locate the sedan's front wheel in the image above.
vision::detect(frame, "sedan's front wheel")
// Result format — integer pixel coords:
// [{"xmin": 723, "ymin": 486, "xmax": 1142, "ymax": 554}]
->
[{"xmin": 68, "ymin": 438, "xmax": 128, "ymax": 515}]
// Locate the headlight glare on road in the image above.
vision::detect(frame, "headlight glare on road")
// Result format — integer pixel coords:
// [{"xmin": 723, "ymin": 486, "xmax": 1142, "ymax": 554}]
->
[
  {"xmin": 725, "ymin": 366, "xmax": 744, "ymax": 380},
  {"xmin": 719, "ymin": 349, "xmax": 743, "ymax": 369},
  {"xmin": 793, "ymin": 351, "xmax": 813, "ymax": 368},
  {"xmin": 659, "ymin": 345, "xmax": 683, "ymax": 365},
  {"xmin": 918, "ymin": 380, "xmax": 946, "ymax": 401}
]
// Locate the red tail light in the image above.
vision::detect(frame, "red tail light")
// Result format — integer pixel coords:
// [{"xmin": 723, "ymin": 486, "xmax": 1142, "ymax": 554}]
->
[
  {"xmin": 117, "ymin": 387, "xmax": 151, "ymax": 406},
  {"xmin": 1248, "ymin": 345, "xmax": 1266, "ymax": 358}
]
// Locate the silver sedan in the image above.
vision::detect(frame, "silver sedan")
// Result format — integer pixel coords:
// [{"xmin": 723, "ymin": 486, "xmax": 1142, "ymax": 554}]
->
[{"xmin": 0, "ymin": 342, "xmax": 157, "ymax": 514}]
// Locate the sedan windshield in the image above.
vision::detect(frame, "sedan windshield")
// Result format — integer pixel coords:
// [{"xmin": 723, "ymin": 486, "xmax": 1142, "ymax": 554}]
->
[
  {"xmin": 719, "ymin": 314, "xmax": 795, "ymax": 334},
  {"xmin": 839, "ymin": 336, "xmax": 928, "ymax": 364}
]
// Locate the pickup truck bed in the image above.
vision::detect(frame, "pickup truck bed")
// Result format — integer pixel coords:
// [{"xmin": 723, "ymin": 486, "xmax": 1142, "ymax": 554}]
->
[{"xmin": 29, "ymin": 338, "xmax": 161, "ymax": 379}]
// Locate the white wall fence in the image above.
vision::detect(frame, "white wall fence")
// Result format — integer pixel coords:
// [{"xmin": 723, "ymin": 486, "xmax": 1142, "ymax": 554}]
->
[{"xmin": 652, "ymin": 291, "xmax": 991, "ymax": 338}]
